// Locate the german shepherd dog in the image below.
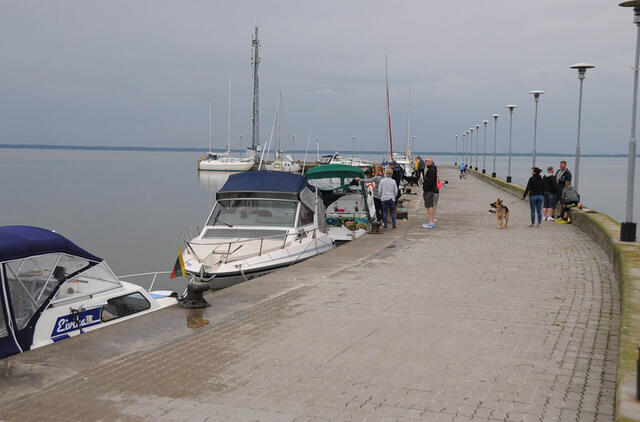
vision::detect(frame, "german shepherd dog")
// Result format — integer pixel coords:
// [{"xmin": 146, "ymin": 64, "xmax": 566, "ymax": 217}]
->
[{"xmin": 490, "ymin": 198, "xmax": 510, "ymax": 229}]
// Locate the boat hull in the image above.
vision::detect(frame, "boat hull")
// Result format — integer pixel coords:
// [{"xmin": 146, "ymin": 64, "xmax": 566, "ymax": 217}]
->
[{"xmin": 198, "ymin": 160, "xmax": 253, "ymax": 172}]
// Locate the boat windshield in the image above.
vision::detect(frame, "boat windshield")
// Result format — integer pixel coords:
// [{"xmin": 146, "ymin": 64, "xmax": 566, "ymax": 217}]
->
[{"xmin": 207, "ymin": 199, "xmax": 298, "ymax": 227}]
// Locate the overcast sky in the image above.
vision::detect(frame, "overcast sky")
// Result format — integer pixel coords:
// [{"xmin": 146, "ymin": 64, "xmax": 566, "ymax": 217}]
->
[{"xmin": 0, "ymin": 1, "xmax": 636, "ymax": 154}]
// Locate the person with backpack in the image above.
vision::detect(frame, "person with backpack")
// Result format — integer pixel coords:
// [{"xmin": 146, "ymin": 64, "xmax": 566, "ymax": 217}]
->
[{"xmin": 543, "ymin": 166, "xmax": 558, "ymax": 221}]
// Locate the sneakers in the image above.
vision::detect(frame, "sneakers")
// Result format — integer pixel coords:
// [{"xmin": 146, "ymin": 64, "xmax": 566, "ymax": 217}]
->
[
  {"xmin": 548, "ymin": 216, "xmax": 555, "ymax": 221},
  {"xmin": 422, "ymin": 222, "xmax": 436, "ymax": 229}
]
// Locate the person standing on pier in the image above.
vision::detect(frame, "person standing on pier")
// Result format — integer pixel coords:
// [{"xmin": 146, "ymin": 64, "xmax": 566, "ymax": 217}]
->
[
  {"xmin": 356, "ymin": 165, "xmax": 384, "ymax": 223},
  {"xmin": 379, "ymin": 168, "xmax": 398, "ymax": 229},
  {"xmin": 422, "ymin": 157, "xmax": 437, "ymax": 229},
  {"xmin": 543, "ymin": 166, "xmax": 558, "ymax": 221},
  {"xmin": 417, "ymin": 156, "xmax": 425, "ymax": 183},
  {"xmin": 555, "ymin": 161, "xmax": 572, "ymax": 199},
  {"xmin": 523, "ymin": 167, "xmax": 545, "ymax": 227}
]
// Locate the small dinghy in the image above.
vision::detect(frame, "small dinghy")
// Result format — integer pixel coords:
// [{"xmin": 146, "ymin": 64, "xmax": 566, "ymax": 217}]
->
[
  {"xmin": 0, "ymin": 226, "xmax": 177, "ymax": 360},
  {"xmin": 182, "ymin": 171, "xmax": 335, "ymax": 289},
  {"xmin": 305, "ymin": 164, "xmax": 378, "ymax": 243}
]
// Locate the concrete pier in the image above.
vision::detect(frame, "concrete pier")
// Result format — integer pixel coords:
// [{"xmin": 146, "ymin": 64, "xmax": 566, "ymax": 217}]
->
[{"xmin": 0, "ymin": 167, "xmax": 620, "ymax": 421}]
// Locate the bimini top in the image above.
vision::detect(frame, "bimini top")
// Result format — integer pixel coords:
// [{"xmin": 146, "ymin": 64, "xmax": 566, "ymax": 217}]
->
[
  {"xmin": 305, "ymin": 164, "xmax": 365, "ymax": 180},
  {"xmin": 0, "ymin": 225, "xmax": 102, "ymax": 263},
  {"xmin": 219, "ymin": 171, "xmax": 308, "ymax": 194}
]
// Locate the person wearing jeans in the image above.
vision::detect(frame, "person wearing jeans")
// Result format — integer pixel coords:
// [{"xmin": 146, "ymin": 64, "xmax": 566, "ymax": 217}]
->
[
  {"xmin": 378, "ymin": 169, "xmax": 398, "ymax": 229},
  {"xmin": 523, "ymin": 167, "xmax": 545, "ymax": 227}
]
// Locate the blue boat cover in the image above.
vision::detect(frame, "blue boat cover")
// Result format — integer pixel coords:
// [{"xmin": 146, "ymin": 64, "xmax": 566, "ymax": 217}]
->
[
  {"xmin": 219, "ymin": 171, "xmax": 308, "ymax": 194},
  {"xmin": 0, "ymin": 226, "xmax": 102, "ymax": 263}
]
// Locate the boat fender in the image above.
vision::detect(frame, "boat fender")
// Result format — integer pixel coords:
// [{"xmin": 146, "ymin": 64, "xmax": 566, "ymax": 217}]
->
[{"xmin": 180, "ymin": 281, "xmax": 209, "ymax": 309}]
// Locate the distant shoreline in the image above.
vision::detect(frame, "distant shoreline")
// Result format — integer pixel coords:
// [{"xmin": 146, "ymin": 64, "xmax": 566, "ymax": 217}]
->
[{"xmin": 0, "ymin": 143, "xmax": 633, "ymax": 158}]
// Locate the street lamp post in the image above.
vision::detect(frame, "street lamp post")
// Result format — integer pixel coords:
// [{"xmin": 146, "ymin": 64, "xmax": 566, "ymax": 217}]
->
[
  {"xmin": 467, "ymin": 128, "xmax": 473, "ymax": 170},
  {"xmin": 482, "ymin": 120, "xmax": 488, "ymax": 174},
  {"xmin": 351, "ymin": 136, "xmax": 356, "ymax": 164},
  {"xmin": 475, "ymin": 124, "xmax": 480, "ymax": 170},
  {"xmin": 570, "ymin": 63, "xmax": 595, "ymax": 194},
  {"xmin": 491, "ymin": 114, "xmax": 501, "ymax": 177},
  {"xmin": 620, "ymin": 1, "xmax": 640, "ymax": 241},
  {"xmin": 463, "ymin": 131, "xmax": 468, "ymax": 164},
  {"xmin": 529, "ymin": 90, "xmax": 545, "ymax": 168},
  {"xmin": 291, "ymin": 135, "xmax": 295, "ymax": 160},
  {"xmin": 455, "ymin": 134, "xmax": 459, "ymax": 165},
  {"xmin": 506, "ymin": 105, "xmax": 518, "ymax": 183}
]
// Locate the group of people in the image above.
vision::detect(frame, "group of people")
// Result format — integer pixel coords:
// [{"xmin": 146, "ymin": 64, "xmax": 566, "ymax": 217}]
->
[
  {"xmin": 362, "ymin": 157, "xmax": 443, "ymax": 230},
  {"xmin": 523, "ymin": 160, "xmax": 580, "ymax": 227}
]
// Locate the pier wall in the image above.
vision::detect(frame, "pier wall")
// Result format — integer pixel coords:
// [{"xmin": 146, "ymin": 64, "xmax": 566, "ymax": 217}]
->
[{"xmin": 468, "ymin": 168, "xmax": 640, "ymax": 422}]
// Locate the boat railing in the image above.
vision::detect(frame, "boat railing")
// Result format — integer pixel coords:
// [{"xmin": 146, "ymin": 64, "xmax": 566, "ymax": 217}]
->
[
  {"xmin": 118, "ymin": 271, "xmax": 192, "ymax": 292},
  {"xmin": 183, "ymin": 226, "xmax": 202, "ymax": 242},
  {"xmin": 185, "ymin": 227, "xmax": 320, "ymax": 265}
]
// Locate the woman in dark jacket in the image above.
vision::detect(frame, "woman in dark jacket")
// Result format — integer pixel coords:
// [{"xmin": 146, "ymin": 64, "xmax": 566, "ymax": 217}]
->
[
  {"xmin": 542, "ymin": 166, "xmax": 558, "ymax": 221},
  {"xmin": 523, "ymin": 167, "xmax": 545, "ymax": 227}
]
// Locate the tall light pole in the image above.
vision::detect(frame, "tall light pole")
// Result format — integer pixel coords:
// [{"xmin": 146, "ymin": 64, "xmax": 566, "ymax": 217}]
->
[
  {"xmin": 351, "ymin": 135, "xmax": 356, "ymax": 164},
  {"xmin": 467, "ymin": 127, "xmax": 473, "ymax": 170},
  {"xmin": 491, "ymin": 114, "xmax": 501, "ymax": 177},
  {"xmin": 620, "ymin": 1, "xmax": 640, "ymax": 241},
  {"xmin": 454, "ymin": 134, "xmax": 459, "ymax": 165},
  {"xmin": 462, "ymin": 132, "xmax": 466, "ymax": 164},
  {"xmin": 570, "ymin": 63, "xmax": 595, "ymax": 194},
  {"xmin": 506, "ymin": 105, "xmax": 518, "ymax": 183},
  {"xmin": 464, "ymin": 131, "xmax": 468, "ymax": 164},
  {"xmin": 529, "ymin": 90, "xmax": 545, "ymax": 168},
  {"xmin": 482, "ymin": 120, "xmax": 488, "ymax": 174},
  {"xmin": 475, "ymin": 124, "xmax": 481, "ymax": 170}
]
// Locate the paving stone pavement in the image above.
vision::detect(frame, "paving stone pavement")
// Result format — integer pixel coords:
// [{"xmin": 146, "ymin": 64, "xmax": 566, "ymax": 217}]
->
[{"xmin": 0, "ymin": 167, "xmax": 620, "ymax": 422}]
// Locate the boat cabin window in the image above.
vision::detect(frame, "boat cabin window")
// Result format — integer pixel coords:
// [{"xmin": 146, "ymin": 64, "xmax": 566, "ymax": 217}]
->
[
  {"xmin": 4, "ymin": 254, "xmax": 91, "ymax": 330},
  {"xmin": 53, "ymin": 261, "xmax": 122, "ymax": 304},
  {"xmin": 297, "ymin": 203, "xmax": 315, "ymax": 227},
  {"xmin": 207, "ymin": 199, "xmax": 298, "ymax": 228},
  {"xmin": 101, "ymin": 292, "xmax": 150, "ymax": 322}
]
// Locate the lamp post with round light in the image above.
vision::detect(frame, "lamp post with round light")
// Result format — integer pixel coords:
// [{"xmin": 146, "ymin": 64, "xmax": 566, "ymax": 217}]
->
[
  {"xmin": 529, "ymin": 90, "xmax": 545, "ymax": 168},
  {"xmin": 469, "ymin": 128, "xmax": 474, "ymax": 170},
  {"xmin": 491, "ymin": 114, "xmax": 501, "ymax": 177},
  {"xmin": 454, "ymin": 134, "xmax": 459, "ymax": 165},
  {"xmin": 462, "ymin": 132, "xmax": 466, "ymax": 165},
  {"xmin": 482, "ymin": 120, "xmax": 488, "ymax": 174},
  {"xmin": 506, "ymin": 105, "xmax": 518, "ymax": 183},
  {"xmin": 569, "ymin": 63, "xmax": 594, "ymax": 194},
  {"xmin": 475, "ymin": 124, "xmax": 480, "ymax": 170},
  {"xmin": 619, "ymin": 1, "xmax": 640, "ymax": 241}
]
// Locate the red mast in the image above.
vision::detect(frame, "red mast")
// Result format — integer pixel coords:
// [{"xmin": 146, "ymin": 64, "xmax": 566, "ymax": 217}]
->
[{"xmin": 385, "ymin": 55, "xmax": 394, "ymax": 158}]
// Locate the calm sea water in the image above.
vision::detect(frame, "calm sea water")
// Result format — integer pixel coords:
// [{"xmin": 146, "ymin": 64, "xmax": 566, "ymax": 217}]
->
[{"xmin": 0, "ymin": 148, "xmax": 637, "ymax": 290}]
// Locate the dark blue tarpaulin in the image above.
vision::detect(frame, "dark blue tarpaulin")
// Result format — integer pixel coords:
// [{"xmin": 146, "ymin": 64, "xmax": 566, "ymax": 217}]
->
[
  {"xmin": 219, "ymin": 171, "xmax": 308, "ymax": 194},
  {"xmin": 0, "ymin": 226, "xmax": 102, "ymax": 263}
]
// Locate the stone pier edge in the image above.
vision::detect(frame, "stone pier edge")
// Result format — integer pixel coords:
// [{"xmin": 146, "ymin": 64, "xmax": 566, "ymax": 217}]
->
[{"xmin": 462, "ymin": 167, "xmax": 640, "ymax": 422}]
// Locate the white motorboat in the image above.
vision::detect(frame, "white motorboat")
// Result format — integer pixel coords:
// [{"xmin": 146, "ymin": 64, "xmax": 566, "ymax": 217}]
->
[
  {"xmin": 320, "ymin": 153, "xmax": 372, "ymax": 172},
  {"xmin": 182, "ymin": 171, "xmax": 335, "ymax": 289},
  {"xmin": 265, "ymin": 153, "xmax": 301, "ymax": 173},
  {"xmin": 305, "ymin": 164, "xmax": 377, "ymax": 243},
  {"xmin": 0, "ymin": 226, "xmax": 177, "ymax": 359}
]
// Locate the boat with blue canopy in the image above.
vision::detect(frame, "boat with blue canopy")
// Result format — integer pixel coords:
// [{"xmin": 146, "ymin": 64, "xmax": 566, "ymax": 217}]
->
[
  {"xmin": 182, "ymin": 170, "xmax": 335, "ymax": 289},
  {"xmin": 0, "ymin": 226, "xmax": 176, "ymax": 360}
]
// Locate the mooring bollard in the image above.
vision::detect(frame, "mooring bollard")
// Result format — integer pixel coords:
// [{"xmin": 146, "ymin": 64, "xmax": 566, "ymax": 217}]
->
[{"xmin": 181, "ymin": 281, "xmax": 209, "ymax": 309}]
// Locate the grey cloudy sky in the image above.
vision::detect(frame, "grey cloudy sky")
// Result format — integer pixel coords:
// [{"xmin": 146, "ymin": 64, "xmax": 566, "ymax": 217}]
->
[{"xmin": 0, "ymin": 1, "xmax": 635, "ymax": 154}]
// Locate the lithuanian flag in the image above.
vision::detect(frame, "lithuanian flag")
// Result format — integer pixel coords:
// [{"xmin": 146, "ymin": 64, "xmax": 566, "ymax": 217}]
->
[{"xmin": 170, "ymin": 247, "xmax": 187, "ymax": 279}]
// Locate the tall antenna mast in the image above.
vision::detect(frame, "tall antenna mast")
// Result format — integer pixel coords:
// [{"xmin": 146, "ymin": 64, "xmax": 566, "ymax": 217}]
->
[
  {"xmin": 385, "ymin": 54, "xmax": 394, "ymax": 158},
  {"xmin": 406, "ymin": 87, "xmax": 411, "ymax": 155},
  {"xmin": 227, "ymin": 75, "xmax": 232, "ymax": 154},
  {"xmin": 251, "ymin": 26, "xmax": 261, "ymax": 161},
  {"xmin": 208, "ymin": 100, "xmax": 212, "ymax": 153}
]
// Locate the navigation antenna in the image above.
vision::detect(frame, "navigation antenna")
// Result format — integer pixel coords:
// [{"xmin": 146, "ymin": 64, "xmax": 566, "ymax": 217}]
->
[{"xmin": 251, "ymin": 26, "xmax": 261, "ymax": 162}]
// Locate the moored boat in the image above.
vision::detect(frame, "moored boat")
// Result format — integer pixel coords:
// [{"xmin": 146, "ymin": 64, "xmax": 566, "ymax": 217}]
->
[
  {"xmin": 0, "ymin": 226, "xmax": 177, "ymax": 359},
  {"xmin": 182, "ymin": 171, "xmax": 334, "ymax": 289}
]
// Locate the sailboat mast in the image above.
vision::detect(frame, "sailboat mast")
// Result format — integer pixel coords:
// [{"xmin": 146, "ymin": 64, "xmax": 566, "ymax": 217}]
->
[
  {"xmin": 208, "ymin": 100, "xmax": 212, "ymax": 153},
  {"xmin": 406, "ymin": 88, "xmax": 411, "ymax": 155},
  {"xmin": 227, "ymin": 75, "xmax": 232, "ymax": 153},
  {"xmin": 251, "ymin": 26, "xmax": 261, "ymax": 160},
  {"xmin": 385, "ymin": 55, "xmax": 394, "ymax": 158}
]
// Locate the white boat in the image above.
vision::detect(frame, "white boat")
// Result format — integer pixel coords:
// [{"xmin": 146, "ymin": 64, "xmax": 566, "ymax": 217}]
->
[
  {"xmin": 182, "ymin": 171, "xmax": 335, "ymax": 289},
  {"xmin": 392, "ymin": 152, "xmax": 415, "ymax": 177},
  {"xmin": 265, "ymin": 153, "xmax": 301, "ymax": 173},
  {"xmin": 198, "ymin": 79, "xmax": 254, "ymax": 172},
  {"xmin": 320, "ymin": 153, "xmax": 372, "ymax": 172},
  {"xmin": 305, "ymin": 164, "xmax": 377, "ymax": 243},
  {"xmin": 0, "ymin": 225, "xmax": 177, "ymax": 359}
]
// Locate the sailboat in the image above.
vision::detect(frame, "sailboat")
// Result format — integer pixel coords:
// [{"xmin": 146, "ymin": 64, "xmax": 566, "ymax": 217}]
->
[
  {"xmin": 265, "ymin": 93, "xmax": 301, "ymax": 173},
  {"xmin": 198, "ymin": 77, "xmax": 254, "ymax": 172},
  {"xmin": 392, "ymin": 88, "xmax": 415, "ymax": 176}
]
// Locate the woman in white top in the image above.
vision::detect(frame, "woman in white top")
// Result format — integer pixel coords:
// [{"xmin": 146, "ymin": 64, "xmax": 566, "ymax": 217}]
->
[{"xmin": 378, "ymin": 169, "xmax": 399, "ymax": 229}]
